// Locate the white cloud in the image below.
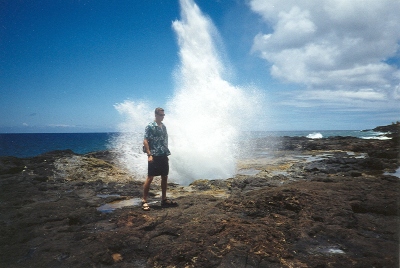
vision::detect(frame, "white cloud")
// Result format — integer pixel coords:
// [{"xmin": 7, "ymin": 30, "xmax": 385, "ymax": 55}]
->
[
  {"xmin": 47, "ymin": 124, "xmax": 76, "ymax": 128},
  {"xmin": 249, "ymin": 0, "xmax": 400, "ymax": 109},
  {"xmin": 308, "ymin": 89, "xmax": 385, "ymax": 101},
  {"xmin": 280, "ymin": 88, "xmax": 398, "ymax": 113}
]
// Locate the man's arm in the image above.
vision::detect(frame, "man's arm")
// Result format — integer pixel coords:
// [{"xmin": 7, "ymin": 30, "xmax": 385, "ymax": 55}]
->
[{"xmin": 143, "ymin": 139, "xmax": 153, "ymax": 161}]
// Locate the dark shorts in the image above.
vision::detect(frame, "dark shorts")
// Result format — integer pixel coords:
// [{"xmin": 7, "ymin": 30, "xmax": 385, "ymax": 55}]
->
[{"xmin": 148, "ymin": 155, "xmax": 169, "ymax": 176}]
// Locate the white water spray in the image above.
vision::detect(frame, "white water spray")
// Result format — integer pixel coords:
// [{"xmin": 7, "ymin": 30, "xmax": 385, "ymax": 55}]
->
[
  {"xmin": 113, "ymin": 0, "xmax": 261, "ymax": 185},
  {"xmin": 112, "ymin": 101, "xmax": 153, "ymax": 177}
]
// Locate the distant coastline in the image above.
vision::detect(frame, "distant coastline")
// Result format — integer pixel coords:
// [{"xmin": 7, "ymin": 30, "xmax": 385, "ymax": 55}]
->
[{"xmin": 1, "ymin": 123, "xmax": 398, "ymax": 158}]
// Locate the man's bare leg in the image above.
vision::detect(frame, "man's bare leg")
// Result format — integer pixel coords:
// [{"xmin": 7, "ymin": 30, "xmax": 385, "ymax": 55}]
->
[
  {"xmin": 161, "ymin": 175, "xmax": 168, "ymax": 201},
  {"xmin": 160, "ymin": 175, "xmax": 177, "ymax": 206},
  {"xmin": 143, "ymin": 176, "xmax": 154, "ymax": 203}
]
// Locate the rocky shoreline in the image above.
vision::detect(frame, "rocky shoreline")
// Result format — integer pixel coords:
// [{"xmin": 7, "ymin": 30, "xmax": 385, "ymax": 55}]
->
[{"xmin": 0, "ymin": 124, "xmax": 399, "ymax": 267}]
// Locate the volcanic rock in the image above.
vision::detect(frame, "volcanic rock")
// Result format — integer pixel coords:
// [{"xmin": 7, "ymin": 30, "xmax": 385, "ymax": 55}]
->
[{"xmin": 0, "ymin": 125, "xmax": 398, "ymax": 267}]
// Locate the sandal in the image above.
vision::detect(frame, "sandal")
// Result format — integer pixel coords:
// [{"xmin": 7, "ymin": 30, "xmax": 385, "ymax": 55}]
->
[
  {"xmin": 142, "ymin": 200, "xmax": 150, "ymax": 211},
  {"xmin": 161, "ymin": 199, "xmax": 178, "ymax": 207}
]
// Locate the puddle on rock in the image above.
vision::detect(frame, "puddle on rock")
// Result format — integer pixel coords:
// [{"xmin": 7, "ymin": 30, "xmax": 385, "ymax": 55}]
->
[
  {"xmin": 318, "ymin": 247, "xmax": 345, "ymax": 255},
  {"xmin": 296, "ymin": 152, "xmax": 366, "ymax": 162},
  {"xmin": 97, "ymin": 198, "xmax": 154, "ymax": 213},
  {"xmin": 97, "ymin": 194, "xmax": 121, "ymax": 198},
  {"xmin": 384, "ymin": 167, "xmax": 400, "ymax": 178},
  {"xmin": 299, "ymin": 154, "xmax": 334, "ymax": 162},
  {"xmin": 236, "ymin": 168, "xmax": 260, "ymax": 176},
  {"xmin": 346, "ymin": 152, "xmax": 367, "ymax": 158},
  {"xmin": 309, "ymin": 246, "xmax": 345, "ymax": 255},
  {"xmin": 270, "ymin": 170, "xmax": 289, "ymax": 176}
]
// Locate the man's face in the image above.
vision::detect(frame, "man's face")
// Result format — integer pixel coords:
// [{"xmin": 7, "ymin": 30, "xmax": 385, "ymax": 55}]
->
[{"xmin": 156, "ymin": 111, "xmax": 165, "ymax": 121}]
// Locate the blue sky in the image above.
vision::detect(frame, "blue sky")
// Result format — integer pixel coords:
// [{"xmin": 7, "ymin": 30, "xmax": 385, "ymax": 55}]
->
[{"xmin": 1, "ymin": 0, "xmax": 399, "ymax": 133}]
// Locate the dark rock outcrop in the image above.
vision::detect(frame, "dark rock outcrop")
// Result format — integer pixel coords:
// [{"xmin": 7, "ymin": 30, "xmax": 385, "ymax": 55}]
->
[{"xmin": 0, "ymin": 124, "xmax": 399, "ymax": 267}]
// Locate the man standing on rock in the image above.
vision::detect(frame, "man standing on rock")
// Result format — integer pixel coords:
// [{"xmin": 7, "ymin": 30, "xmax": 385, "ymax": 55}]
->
[{"xmin": 142, "ymin": 107, "xmax": 177, "ymax": 211}]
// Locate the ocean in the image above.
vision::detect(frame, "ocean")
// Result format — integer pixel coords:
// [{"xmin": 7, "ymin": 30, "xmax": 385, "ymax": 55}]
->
[
  {"xmin": 0, "ymin": 133, "xmax": 118, "ymax": 158},
  {"xmin": 0, "ymin": 130, "xmax": 389, "ymax": 158}
]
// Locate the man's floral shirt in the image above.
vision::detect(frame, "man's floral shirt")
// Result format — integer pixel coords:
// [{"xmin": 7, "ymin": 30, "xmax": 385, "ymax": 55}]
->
[{"xmin": 144, "ymin": 121, "xmax": 171, "ymax": 156}]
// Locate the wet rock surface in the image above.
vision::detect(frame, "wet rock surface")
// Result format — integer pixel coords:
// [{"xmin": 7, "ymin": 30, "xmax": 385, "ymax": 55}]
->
[{"xmin": 0, "ymin": 125, "xmax": 399, "ymax": 267}]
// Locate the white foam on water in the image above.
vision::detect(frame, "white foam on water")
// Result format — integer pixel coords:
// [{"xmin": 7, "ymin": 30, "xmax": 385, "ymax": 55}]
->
[
  {"xmin": 361, "ymin": 135, "xmax": 391, "ymax": 140},
  {"xmin": 112, "ymin": 0, "xmax": 262, "ymax": 185},
  {"xmin": 306, "ymin": 132, "xmax": 323, "ymax": 139},
  {"xmin": 361, "ymin": 131, "xmax": 392, "ymax": 140}
]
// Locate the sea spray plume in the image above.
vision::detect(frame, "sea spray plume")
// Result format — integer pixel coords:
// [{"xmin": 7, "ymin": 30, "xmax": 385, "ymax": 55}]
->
[
  {"xmin": 111, "ymin": 101, "xmax": 152, "ymax": 178},
  {"xmin": 172, "ymin": 0, "xmax": 224, "ymax": 85},
  {"xmin": 111, "ymin": 0, "xmax": 261, "ymax": 185},
  {"xmin": 166, "ymin": 0, "xmax": 261, "ymax": 185}
]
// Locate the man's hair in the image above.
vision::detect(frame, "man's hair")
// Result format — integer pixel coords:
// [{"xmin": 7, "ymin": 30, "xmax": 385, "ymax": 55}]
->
[{"xmin": 155, "ymin": 107, "xmax": 164, "ymax": 115}]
